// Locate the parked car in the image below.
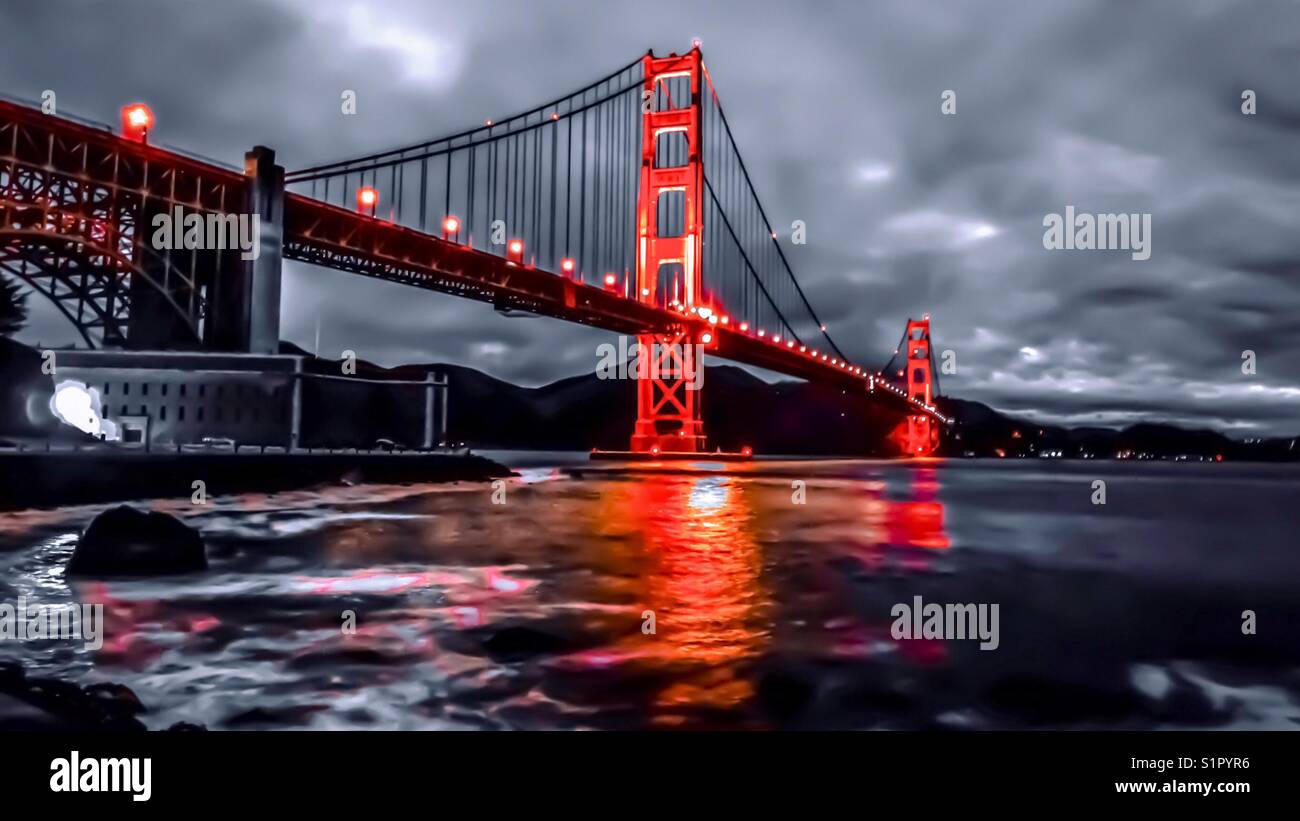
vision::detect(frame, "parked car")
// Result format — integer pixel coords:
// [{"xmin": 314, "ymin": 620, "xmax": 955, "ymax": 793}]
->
[{"xmin": 181, "ymin": 436, "xmax": 237, "ymax": 453}]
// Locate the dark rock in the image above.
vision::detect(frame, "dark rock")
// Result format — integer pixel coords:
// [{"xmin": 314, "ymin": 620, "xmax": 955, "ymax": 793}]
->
[
  {"xmin": 0, "ymin": 667, "xmax": 147, "ymax": 731},
  {"xmin": 0, "ymin": 692, "xmax": 74, "ymax": 730},
  {"xmin": 166, "ymin": 721, "xmax": 208, "ymax": 731},
  {"xmin": 83, "ymin": 682, "xmax": 147, "ymax": 715},
  {"xmin": 480, "ymin": 625, "xmax": 578, "ymax": 662},
  {"xmin": 68, "ymin": 505, "xmax": 206, "ymax": 577}
]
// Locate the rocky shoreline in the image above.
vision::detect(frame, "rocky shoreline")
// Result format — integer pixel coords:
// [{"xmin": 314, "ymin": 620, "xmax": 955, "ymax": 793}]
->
[{"xmin": 0, "ymin": 660, "xmax": 202, "ymax": 731}]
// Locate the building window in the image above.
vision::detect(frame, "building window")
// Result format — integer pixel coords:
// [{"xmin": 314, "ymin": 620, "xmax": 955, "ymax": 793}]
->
[
  {"xmin": 179, "ymin": 405, "xmax": 186, "ymax": 422},
  {"xmin": 123, "ymin": 383, "xmax": 130, "ymax": 396},
  {"xmin": 120, "ymin": 404, "xmax": 127, "ymax": 416},
  {"xmin": 216, "ymin": 408, "xmax": 223, "ymax": 422},
  {"xmin": 180, "ymin": 384, "xmax": 187, "ymax": 397},
  {"xmin": 197, "ymin": 407, "xmax": 205, "ymax": 422},
  {"xmin": 103, "ymin": 383, "xmax": 109, "ymax": 396},
  {"xmin": 160, "ymin": 406, "xmax": 167, "ymax": 421},
  {"xmin": 142, "ymin": 383, "xmax": 149, "ymax": 396},
  {"xmin": 198, "ymin": 385, "xmax": 206, "ymax": 398},
  {"xmin": 161, "ymin": 383, "xmax": 168, "ymax": 397}
]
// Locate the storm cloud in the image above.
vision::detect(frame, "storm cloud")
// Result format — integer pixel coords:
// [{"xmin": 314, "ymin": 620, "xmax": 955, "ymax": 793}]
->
[{"xmin": 3, "ymin": 0, "xmax": 1297, "ymax": 434}]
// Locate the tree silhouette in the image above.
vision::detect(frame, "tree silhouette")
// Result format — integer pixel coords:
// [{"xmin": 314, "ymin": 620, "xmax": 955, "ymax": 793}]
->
[{"xmin": 0, "ymin": 274, "xmax": 28, "ymax": 337}]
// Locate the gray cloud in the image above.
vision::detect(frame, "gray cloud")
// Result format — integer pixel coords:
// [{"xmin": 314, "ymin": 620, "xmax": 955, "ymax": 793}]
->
[{"xmin": 4, "ymin": 0, "xmax": 1297, "ymax": 434}]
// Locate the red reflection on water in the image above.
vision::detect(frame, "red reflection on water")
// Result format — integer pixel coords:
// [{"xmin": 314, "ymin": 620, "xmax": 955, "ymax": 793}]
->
[
  {"xmin": 584, "ymin": 474, "xmax": 768, "ymax": 718},
  {"xmin": 885, "ymin": 467, "xmax": 950, "ymax": 551}
]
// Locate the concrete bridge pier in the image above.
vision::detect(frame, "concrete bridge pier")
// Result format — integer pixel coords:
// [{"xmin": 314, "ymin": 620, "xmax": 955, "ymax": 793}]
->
[{"xmin": 244, "ymin": 146, "xmax": 284, "ymax": 355}]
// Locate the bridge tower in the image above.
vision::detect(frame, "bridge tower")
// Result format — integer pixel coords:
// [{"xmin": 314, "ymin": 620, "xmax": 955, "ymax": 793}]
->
[
  {"xmin": 630, "ymin": 48, "xmax": 707, "ymax": 454},
  {"xmin": 902, "ymin": 316, "xmax": 938, "ymax": 456}
]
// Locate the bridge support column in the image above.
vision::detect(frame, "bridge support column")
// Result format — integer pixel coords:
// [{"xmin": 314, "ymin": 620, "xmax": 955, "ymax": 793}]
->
[
  {"xmin": 902, "ymin": 316, "xmax": 938, "ymax": 457},
  {"xmin": 245, "ymin": 146, "xmax": 284, "ymax": 355},
  {"xmin": 630, "ymin": 47, "xmax": 707, "ymax": 454}
]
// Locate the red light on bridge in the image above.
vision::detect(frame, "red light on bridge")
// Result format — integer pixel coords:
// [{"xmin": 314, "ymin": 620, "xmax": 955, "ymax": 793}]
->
[
  {"xmin": 739, "ymin": 322, "xmax": 748, "ymax": 332},
  {"xmin": 741, "ymin": 446, "xmax": 752, "ymax": 457},
  {"xmin": 120, "ymin": 103, "xmax": 154, "ymax": 142},
  {"xmin": 356, "ymin": 187, "xmax": 378, "ymax": 215},
  {"xmin": 442, "ymin": 215, "xmax": 461, "ymax": 238},
  {"xmin": 507, "ymin": 239, "xmax": 524, "ymax": 263},
  {"xmin": 700, "ymin": 331, "xmax": 713, "ymax": 345},
  {"xmin": 603, "ymin": 273, "xmax": 618, "ymax": 288},
  {"xmin": 560, "ymin": 258, "xmax": 576, "ymax": 275},
  {"xmin": 757, "ymin": 329, "xmax": 765, "ymax": 338}
]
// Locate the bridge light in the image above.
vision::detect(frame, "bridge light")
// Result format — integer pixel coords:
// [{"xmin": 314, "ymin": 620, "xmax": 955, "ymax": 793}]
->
[
  {"xmin": 507, "ymin": 239, "xmax": 524, "ymax": 263},
  {"xmin": 356, "ymin": 187, "xmax": 378, "ymax": 215},
  {"xmin": 641, "ymin": 288, "xmax": 650, "ymax": 297},
  {"xmin": 560, "ymin": 257, "xmax": 576, "ymax": 275},
  {"xmin": 485, "ymin": 119, "xmax": 494, "ymax": 126},
  {"xmin": 772, "ymin": 335, "xmax": 780, "ymax": 344},
  {"xmin": 741, "ymin": 446, "xmax": 753, "ymax": 457},
  {"xmin": 442, "ymin": 215, "xmax": 461, "ymax": 239},
  {"xmin": 739, "ymin": 322, "xmax": 748, "ymax": 332},
  {"xmin": 120, "ymin": 103, "xmax": 154, "ymax": 142},
  {"xmin": 720, "ymin": 316, "xmax": 729, "ymax": 325},
  {"xmin": 800, "ymin": 346, "xmax": 806, "ymax": 353},
  {"xmin": 787, "ymin": 340, "xmax": 795, "ymax": 348},
  {"xmin": 700, "ymin": 331, "xmax": 713, "ymax": 345},
  {"xmin": 698, "ymin": 307, "xmax": 712, "ymax": 319},
  {"xmin": 603, "ymin": 273, "xmax": 618, "ymax": 290},
  {"xmin": 650, "ymin": 446, "xmax": 660, "ymax": 456},
  {"xmin": 820, "ymin": 324, "xmax": 827, "ymax": 332},
  {"xmin": 757, "ymin": 329, "xmax": 765, "ymax": 338},
  {"xmin": 551, "ymin": 112, "xmax": 560, "ymax": 121}
]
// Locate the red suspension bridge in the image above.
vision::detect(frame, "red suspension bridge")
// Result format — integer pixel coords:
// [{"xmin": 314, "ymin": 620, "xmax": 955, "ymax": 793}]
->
[{"xmin": 0, "ymin": 45, "xmax": 948, "ymax": 457}]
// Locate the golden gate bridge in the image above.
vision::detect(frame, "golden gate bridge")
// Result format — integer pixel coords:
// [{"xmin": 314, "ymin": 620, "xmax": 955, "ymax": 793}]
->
[{"xmin": 0, "ymin": 45, "xmax": 947, "ymax": 457}]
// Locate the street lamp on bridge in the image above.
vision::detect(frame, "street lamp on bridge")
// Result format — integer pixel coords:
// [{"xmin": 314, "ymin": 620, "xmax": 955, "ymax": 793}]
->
[
  {"xmin": 120, "ymin": 104, "xmax": 154, "ymax": 143},
  {"xmin": 356, "ymin": 187, "xmax": 378, "ymax": 217},
  {"xmin": 442, "ymin": 215, "xmax": 460, "ymax": 241}
]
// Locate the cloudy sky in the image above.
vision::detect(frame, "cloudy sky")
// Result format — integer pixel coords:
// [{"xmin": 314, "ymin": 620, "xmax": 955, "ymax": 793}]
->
[{"xmin": 3, "ymin": 0, "xmax": 1298, "ymax": 435}]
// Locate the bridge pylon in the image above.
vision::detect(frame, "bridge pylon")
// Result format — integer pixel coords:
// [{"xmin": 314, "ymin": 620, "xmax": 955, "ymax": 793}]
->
[
  {"xmin": 630, "ymin": 47, "xmax": 707, "ymax": 454},
  {"xmin": 902, "ymin": 315, "xmax": 939, "ymax": 457}
]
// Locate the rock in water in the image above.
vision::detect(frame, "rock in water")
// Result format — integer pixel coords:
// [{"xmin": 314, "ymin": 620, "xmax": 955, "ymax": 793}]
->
[{"xmin": 67, "ymin": 505, "xmax": 207, "ymax": 576}]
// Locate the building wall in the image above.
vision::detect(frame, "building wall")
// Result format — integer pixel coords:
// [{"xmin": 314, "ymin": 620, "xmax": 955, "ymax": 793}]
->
[
  {"xmin": 84, "ymin": 369, "xmax": 295, "ymax": 448},
  {"xmin": 56, "ymin": 351, "xmax": 299, "ymax": 450},
  {"xmin": 51, "ymin": 350, "xmax": 448, "ymax": 451}
]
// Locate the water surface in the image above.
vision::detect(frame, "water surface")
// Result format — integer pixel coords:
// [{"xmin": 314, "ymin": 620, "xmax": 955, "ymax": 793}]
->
[{"xmin": 1, "ymin": 454, "xmax": 1297, "ymax": 729}]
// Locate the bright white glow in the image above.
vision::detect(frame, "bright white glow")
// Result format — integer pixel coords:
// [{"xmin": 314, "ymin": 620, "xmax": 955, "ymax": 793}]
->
[{"xmin": 50, "ymin": 380, "xmax": 116, "ymax": 440}]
